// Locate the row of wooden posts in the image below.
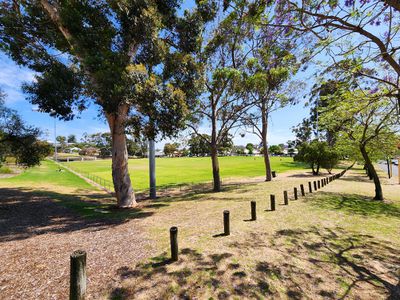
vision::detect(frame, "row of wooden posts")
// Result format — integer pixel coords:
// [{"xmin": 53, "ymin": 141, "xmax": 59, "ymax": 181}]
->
[
  {"xmin": 215, "ymin": 171, "xmax": 346, "ymax": 239},
  {"xmin": 68, "ymin": 170, "xmax": 346, "ymax": 300}
]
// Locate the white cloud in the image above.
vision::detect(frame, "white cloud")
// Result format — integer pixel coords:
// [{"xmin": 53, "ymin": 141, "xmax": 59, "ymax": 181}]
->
[{"xmin": 0, "ymin": 54, "xmax": 36, "ymax": 104}]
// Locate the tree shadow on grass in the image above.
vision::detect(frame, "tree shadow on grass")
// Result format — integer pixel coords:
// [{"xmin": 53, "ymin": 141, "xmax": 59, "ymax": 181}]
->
[
  {"xmin": 0, "ymin": 188, "xmax": 155, "ymax": 242},
  {"xmin": 287, "ymin": 172, "xmax": 330, "ymax": 178},
  {"xmin": 150, "ymin": 183, "xmax": 257, "ymax": 204},
  {"xmin": 336, "ymin": 174, "xmax": 373, "ymax": 183},
  {"xmin": 305, "ymin": 192, "xmax": 400, "ymax": 218},
  {"xmin": 109, "ymin": 226, "xmax": 400, "ymax": 299},
  {"xmin": 109, "ymin": 248, "xmax": 269, "ymax": 300},
  {"xmin": 274, "ymin": 227, "xmax": 400, "ymax": 299},
  {"xmin": 230, "ymin": 227, "xmax": 400, "ymax": 299}
]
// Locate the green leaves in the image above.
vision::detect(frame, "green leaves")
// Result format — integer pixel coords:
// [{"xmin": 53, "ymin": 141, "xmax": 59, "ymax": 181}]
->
[
  {"xmin": 318, "ymin": 84, "xmax": 399, "ymax": 162},
  {"xmin": 23, "ymin": 62, "xmax": 85, "ymax": 121},
  {"xmin": 295, "ymin": 140, "xmax": 339, "ymax": 174},
  {"xmin": 1, "ymin": 0, "xmax": 213, "ymax": 140},
  {"xmin": 0, "ymin": 91, "xmax": 51, "ymax": 167}
]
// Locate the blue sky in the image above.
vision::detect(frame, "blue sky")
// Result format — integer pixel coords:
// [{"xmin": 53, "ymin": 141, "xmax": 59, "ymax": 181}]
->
[
  {"xmin": 0, "ymin": 0, "xmax": 311, "ymax": 149},
  {"xmin": 0, "ymin": 52, "xmax": 310, "ymax": 148}
]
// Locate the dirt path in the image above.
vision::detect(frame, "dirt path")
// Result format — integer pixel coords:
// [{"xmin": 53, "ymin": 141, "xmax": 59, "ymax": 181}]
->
[{"xmin": 0, "ymin": 188, "xmax": 154, "ymax": 299}]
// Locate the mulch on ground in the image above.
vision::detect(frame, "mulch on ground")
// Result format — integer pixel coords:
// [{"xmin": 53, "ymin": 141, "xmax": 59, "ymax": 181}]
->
[{"xmin": 0, "ymin": 188, "xmax": 154, "ymax": 299}]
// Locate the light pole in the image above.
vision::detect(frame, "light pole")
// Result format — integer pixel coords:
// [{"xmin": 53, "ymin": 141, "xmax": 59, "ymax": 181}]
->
[
  {"xmin": 149, "ymin": 139, "xmax": 156, "ymax": 199},
  {"xmin": 53, "ymin": 116, "xmax": 57, "ymax": 161}
]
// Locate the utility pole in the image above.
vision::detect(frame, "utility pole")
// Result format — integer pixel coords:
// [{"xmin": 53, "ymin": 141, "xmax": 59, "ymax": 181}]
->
[{"xmin": 149, "ymin": 139, "xmax": 156, "ymax": 199}]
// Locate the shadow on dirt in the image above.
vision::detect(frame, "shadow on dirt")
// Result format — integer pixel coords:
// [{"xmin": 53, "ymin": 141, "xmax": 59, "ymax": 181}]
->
[
  {"xmin": 109, "ymin": 226, "xmax": 400, "ymax": 299},
  {"xmin": 0, "ymin": 188, "xmax": 155, "ymax": 242}
]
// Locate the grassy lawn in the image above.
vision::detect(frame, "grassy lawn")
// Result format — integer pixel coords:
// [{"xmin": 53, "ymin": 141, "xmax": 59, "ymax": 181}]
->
[
  {"xmin": 1, "ymin": 160, "xmax": 399, "ymax": 299},
  {"xmin": 1, "ymin": 160, "xmax": 93, "ymax": 189},
  {"xmin": 64, "ymin": 156, "xmax": 307, "ymax": 190},
  {"xmin": 110, "ymin": 167, "xmax": 400, "ymax": 299},
  {"xmin": 0, "ymin": 160, "xmax": 154, "ymax": 220}
]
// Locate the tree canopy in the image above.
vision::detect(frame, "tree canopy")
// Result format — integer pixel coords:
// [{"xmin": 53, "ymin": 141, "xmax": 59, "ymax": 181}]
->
[
  {"xmin": 0, "ymin": 91, "xmax": 51, "ymax": 167},
  {"xmin": 0, "ymin": 0, "xmax": 216, "ymax": 207}
]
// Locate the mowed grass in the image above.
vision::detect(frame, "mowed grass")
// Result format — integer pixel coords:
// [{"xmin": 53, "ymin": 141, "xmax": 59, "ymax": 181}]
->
[
  {"xmin": 65, "ymin": 156, "xmax": 306, "ymax": 190},
  {"xmin": 1, "ymin": 158, "xmax": 399, "ymax": 299},
  {"xmin": 106, "ymin": 166, "xmax": 400, "ymax": 299},
  {"xmin": 0, "ymin": 160, "xmax": 150, "ymax": 220},
  {"xmin": 1, "ymin": 160, "xmax": 93, "ymax": 189}
]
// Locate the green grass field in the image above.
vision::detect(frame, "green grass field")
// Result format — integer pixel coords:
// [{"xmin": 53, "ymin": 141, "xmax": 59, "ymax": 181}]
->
[
  {"xmin": 1, "ymin": 156, "xmax": 399, "ymax": 299},
  {"xmin": 64, "ymin": 156, "xmax": 306, "ymax": 190},
  {"xmin": 2, "ymin": 160, "xmax": 93, "ymax": 189}
]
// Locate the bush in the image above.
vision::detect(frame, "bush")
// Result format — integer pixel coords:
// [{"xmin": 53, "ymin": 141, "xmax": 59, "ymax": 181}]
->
[
  {"xmin": 0, "ymin": 166, "xmax": 12, "ymax": 174},
  {"xmin": 295, "ymin": 140, "xmax": 339, "ymax": 175}
]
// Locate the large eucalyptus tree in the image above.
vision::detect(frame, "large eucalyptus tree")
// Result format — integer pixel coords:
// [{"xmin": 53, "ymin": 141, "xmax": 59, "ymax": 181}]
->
[{"xmin": 0, "ymin": 0, "xmax": 214, "ymax": 207}]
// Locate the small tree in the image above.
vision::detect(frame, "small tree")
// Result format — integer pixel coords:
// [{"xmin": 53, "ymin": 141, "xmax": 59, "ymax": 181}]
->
[
  {"xmin": 269, "ymin": 145, "xmax": 283, "ymax": 155},
  {"xmin": 163, "ymin": 143, "xmax": 178, "ymax": 157},
  {"xmin": 295, "ymin": 140, "xmax": 339, "ymax": 175},
  {"xmin": 56, "ymin": 136, "xmax": 67, "ymax": 152},
  {"xmin": 67, "ymin": 134, "xmax": 77, "ymax": 144},
  {"xmin": 321, "ymin": 148, "xmax": 340, "ymax": 174},
  {"xmin": 320, "ymin": 87, "xmax": 398, "ymax": 200},
  {"xmin": 187, "ymin": 2, "xmax": 253, "ymax": 192},
  {"xmin": 246, "ymin": 143, "xmax": 254, "ymax": 155},
  {"xmin": 0, "ymin": 91, "xmax": 51, "ymax": 167},
  {"xmin": 188, "ymin": 134, "xmax": 210, "ymax": 157},
  {"xmin": 241, "ymin": 23, "xmax": 302, "ymax": 181}
]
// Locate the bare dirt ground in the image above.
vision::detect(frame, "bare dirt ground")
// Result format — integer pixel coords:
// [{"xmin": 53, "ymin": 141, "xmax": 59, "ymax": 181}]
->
[
  {"xmin": 0, "ymin": 188, "xmax": 154, "ymax": 299},
  {"xmin": 0, "ymin": 167, "xmax": 399, "ymax": 299}
]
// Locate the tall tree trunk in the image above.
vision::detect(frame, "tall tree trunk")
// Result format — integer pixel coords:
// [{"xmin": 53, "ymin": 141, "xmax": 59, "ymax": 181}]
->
[
  {"xmin": 106, "ymin": 105, "xmax": 136, "ymax": 207},
  {"xmin": 311, "ymin": 163, "xmax": 316, "ymax": 175},
  {"xmin": 261, "ymin": 102, "xmax": 272, "ymax": 181},
  {"xmin": 360, "ymin": 144, "xmax": 383, "ymax": 200},
  {"xmin": 211, "ymin": 144, "xmax": 221, "ymax": 192},
  {"xmin": 211, "ymin": 100, "xmax": 221, "ymax": 192}
]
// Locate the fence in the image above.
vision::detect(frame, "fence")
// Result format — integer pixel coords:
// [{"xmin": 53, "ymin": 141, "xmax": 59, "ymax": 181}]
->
[
  {"xmin": 59, "ymin": 163, "xmax": 114, "ymax": 192},
  {"xmin": 60, "ymin": 160, "xmax": 228, "ymax": 197},
  {"xmin": 59, "ymin": 160, "xmax": 351, "ymax": 199}
]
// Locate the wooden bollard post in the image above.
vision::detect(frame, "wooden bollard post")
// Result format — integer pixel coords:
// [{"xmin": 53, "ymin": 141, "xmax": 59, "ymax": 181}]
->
[
  {"xmin": 300, "ymin": 184, "xmax": 305, "ymax": 196},
  {"xmin": 294, "ymin": 187, "xmax": 298, "ymax": 200},
  {"xmin": 308, "ymin": 182, "xmax": 312, "ymax": 193},
  {"xmin": 223, "ymin": 210, "xmax": 230, "ymax": 235},
  {"xmin": 322, "ymin": 179, "xmax": 324, "ymax": 187},
  {"xmin": 251, "ymin": 201, "xmax": 256, "ymax": 221},
  {"xmin": 283, "ymin": 191, "xmax": 288, "ymax": 205},
  {"xmin": 314, "ymin": 181, "xmax": 317, "ymax": 191},
  {"xmin": 270, "ymin": 195, "xmax": 276, "ymax": 211},
  {"xmin": 70, "ymin": 250, "xmax": 87, "ymax": 300},
  {"xmin": 272, "ymin": 171, "xmax": 276, "ymax": 178},
  {"xmin": 170, "ymin": 226, "xmax": 178, "ymax": 261},
  {"xmin": 317, "ymin": 180, "xmax": 321, "ymax": 189}
]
